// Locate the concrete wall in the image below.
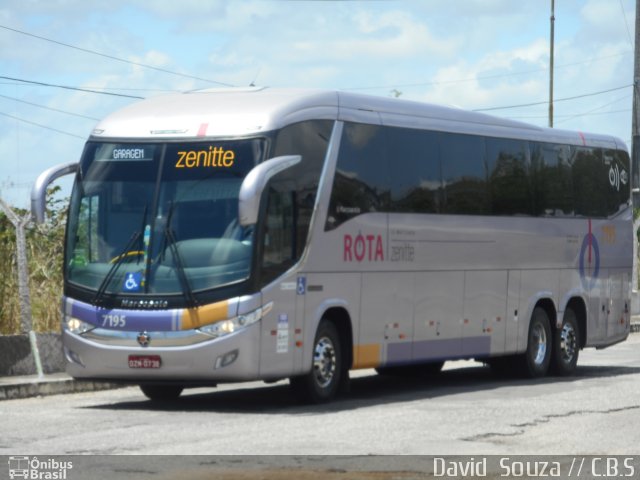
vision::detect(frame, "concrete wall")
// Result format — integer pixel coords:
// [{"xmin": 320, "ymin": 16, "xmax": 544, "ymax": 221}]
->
[{"xmin": 0, "ymin": 333, "xmax": 65, "ymax": 376}]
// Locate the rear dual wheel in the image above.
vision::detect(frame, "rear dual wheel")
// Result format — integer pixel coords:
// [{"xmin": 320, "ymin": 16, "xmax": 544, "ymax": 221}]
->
[
  {"xmin": 551, "ymin": 308, "xmax": 580, "ymax": 376},
  {"xmin": 511, "ymin": 306, "xmax": 579, "ymax": 378}
]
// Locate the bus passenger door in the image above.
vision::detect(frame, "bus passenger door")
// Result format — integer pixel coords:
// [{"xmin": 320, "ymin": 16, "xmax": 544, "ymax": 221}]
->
[
  {"xmin": 257, "ymin": 188, "xmax": 299, "ymax": 378},
  {"xmin": 258, "ymin": 275, "xmax": 299, "ymax": 378}
]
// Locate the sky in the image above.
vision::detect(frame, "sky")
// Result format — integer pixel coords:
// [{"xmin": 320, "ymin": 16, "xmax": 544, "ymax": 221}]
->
[{"xmin": 0, "ymin": 0, "xmax": 635, "ymax": 209}]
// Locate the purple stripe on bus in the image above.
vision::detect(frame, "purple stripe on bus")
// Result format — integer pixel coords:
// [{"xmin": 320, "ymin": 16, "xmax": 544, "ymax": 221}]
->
[
  {"xmin": 69, "ymin": 299, "xmax": 181, "ymax": 331},
  {"xmin": 387, "ymin": 336, "xmax": 491, "ymax": 365},
  {"xmin": 413, "ymin": 338, "xmax": 460, "ymax": 361},
  {"xmin": 386, "ymin": 342, "xmax": 413, "ymax": 364}
]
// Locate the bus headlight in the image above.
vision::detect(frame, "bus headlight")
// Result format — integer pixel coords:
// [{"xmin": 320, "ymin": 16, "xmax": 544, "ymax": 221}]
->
[
  {"xmin": 199, "ymin": 302, "xmax": 272, "ymax": 338},
  {"xmin": 65, "ymin": 317, "xmax": 95, "ymax": 335}
]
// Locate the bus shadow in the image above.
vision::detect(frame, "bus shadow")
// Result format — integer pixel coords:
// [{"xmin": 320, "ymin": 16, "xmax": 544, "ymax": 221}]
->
[{"xmin": 84, "ymin": 362, "xmax": 640, "ymax": 414}]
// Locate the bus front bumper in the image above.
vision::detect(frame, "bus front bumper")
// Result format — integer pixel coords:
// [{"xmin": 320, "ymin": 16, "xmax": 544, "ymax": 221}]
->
[{"xmin": 62, "ymin": 323, "xmax": 261, "ymax": 383}]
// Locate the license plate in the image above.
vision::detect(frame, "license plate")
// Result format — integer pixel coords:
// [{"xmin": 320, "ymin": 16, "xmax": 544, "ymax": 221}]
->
[{"xmin": 128, "ymin": 355, "xmax": 161, "ymax": 369}]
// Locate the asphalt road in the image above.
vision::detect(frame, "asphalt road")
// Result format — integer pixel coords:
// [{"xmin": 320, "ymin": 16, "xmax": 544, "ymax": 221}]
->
[{"xmin": 1, "ymin": 334, "xmax": 639, "ymax": 458}]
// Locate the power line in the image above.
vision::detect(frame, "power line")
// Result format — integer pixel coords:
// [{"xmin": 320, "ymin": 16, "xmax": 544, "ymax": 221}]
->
[
  {"xmin": 473, "ymin": 84, "xmax": 632, "ymax": 112},
  {"xmin": 343, "ymin": 52, "xmax": 632, "ymax": 91},
  {"xmin": 507, "ymin": 108, "xmax": 631, "ymax": 120},
  {"xmin": 0, "ymin": 75, "xmax": 144, "ymax": 99},
  {"xmin": 0, "ymin": 24, "xmax": 235, "ymax": 88},
  {"xmin": 0, "ymin": 93, "xmax": 100, "ymax": 121},
  {"xmin": 0, "ymin": 111, "xmax": 86, "ymax": 139},
  {"xmin": 619, "ymin": 0, "xmax": 634, "ymax": 47},
  {"xmin": 554, "ymin": 92, "xmax": 633, "ymax": 126},
  {"xmin": 0, "ymin": 81, "xmax": 178, "ymax": 94}
]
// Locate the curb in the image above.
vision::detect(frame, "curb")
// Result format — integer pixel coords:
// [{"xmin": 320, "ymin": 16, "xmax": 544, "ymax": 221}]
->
[{"xmin": 0, "ymin": 375, "xmax": 123, "ymax": 401}]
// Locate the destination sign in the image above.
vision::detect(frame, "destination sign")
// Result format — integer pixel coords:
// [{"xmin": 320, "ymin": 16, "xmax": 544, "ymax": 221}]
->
[{"xmin": 95, "ymin": 144, "xmax": 156, "ymax": 162}]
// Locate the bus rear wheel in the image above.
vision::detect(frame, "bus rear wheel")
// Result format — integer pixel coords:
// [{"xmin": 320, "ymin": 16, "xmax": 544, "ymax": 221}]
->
[
  {"xmin": 551, "ymin": 308, "xmax": 580, "ymax": 376},
  {"xmin": 290, "ymin": 320, "xmax": 343, "ymax": 403},
  {"xmin": 140, "ymin": 384, "xmax": 183, "ymax": 401},
  {"xmin": 519, "ymin": 307, "xmax": 552, "ymax": 378}
]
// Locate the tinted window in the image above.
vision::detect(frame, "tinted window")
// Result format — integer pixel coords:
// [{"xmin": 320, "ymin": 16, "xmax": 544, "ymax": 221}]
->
[
  {"xmin": 326, "ymin": 123, "xmax": 389, "ymax": 230},
  {"xmin": 324, "ymin": 123, "xmax": 630, "ymax": 224},
  {"xmin": 387, "ymin": 127, "xmax": 442, "ymax": 213},
  {"xmin": 610, "ymin": 149, "xmax": 632, "ymax": 215},
  {"xmin": 530, "ymin": 142, "xmax": 574, "ymax": 217},
  {"xmin": 572, "ymin": 147, "xmax": 607, "ymax": 217},
  {"xmin": 487, "ymin": 138, "xmax": 530, "ymax": 215},
  {"xmin": 261, "ymin": 120, "xmax": 332, "ymax": 283},
  {"xmin": 441, "ymin": 133, "xmax": 488, "ymax": 215}
]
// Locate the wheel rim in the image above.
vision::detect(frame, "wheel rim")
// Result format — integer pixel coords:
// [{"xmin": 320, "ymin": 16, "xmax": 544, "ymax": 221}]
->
[
  {"xmin": 313, "ymin": 336, "xmax": 336, "ymax": 389},
  {"xmin": 531, "ymin": 322, "xmax": 548, "ymax": 366},
  {"xmin": 559, "ymin": 322, "xmax": 577, "ymax": 364}
]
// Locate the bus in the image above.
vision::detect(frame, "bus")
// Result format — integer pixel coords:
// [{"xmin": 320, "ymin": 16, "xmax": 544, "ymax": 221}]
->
[{"xmin": 31, "ymin": 88, "xmax": 632, "ymax": 403}]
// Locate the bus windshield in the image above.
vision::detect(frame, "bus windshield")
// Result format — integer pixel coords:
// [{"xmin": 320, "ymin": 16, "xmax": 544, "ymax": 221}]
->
[{"xmin": 65, "ymin": 139, "xmax": 267, "ymax": 300}]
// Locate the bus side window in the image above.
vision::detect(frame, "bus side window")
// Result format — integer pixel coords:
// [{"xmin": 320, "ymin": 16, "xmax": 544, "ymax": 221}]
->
[
  {"xmin": 530, "ymin": 142, "xmax": 574, "ymax": 217},
  {"xmin": 486, "ymin": 137, "xmax": 530, "ymax": 216},
  {"xmin": 440, "ymin": 132, "xmax": 489, "ymax": 215},
  {"xmin": 271, "ymin": 120, "xmax": 331, "ymax": 256},
  {"xmin": 260, "ymin": 186, "xmax": 295, "ymax": 285},
  {"xmin": 572, "ymin": 146, "xmax": 607, "ymax": 218},
  {"xmin": 75, "ymin": 195, "xmax": 101, "ymax": 263},
  {"xmin": 326, "ymin": 122, "xmax": 389, "ymax": 230},
  {"xmin": 387, "ymin": 126, "xmax": 442, "ymax": 214}
]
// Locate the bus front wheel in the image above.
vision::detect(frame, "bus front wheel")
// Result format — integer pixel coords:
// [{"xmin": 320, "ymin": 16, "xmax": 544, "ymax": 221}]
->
[{"xmin": 290, "ymin": 320, "xmax": 343, "ymax": 403}]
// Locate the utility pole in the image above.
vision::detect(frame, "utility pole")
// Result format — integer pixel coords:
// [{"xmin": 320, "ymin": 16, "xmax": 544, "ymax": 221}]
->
[
  {"xmin": 632, "ymin": 0, "xmax": 640, "ymax": 299},
  {"xmin": 633, "ymin": 0, "xmax": 640, "ymax": 198},
  {"xmin": 549, "ymin": 0, "xmax": 555, "ymax": 128}
]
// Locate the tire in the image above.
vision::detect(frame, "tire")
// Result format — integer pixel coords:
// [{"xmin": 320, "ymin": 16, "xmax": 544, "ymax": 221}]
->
[
  {"xmin": 290, "ymin": 320, "xmax": 343, "ymax": 403},
  {"xmin": 550, "ymin": 308, "xmax": 580, "ymax": 376},
  {"xmin": 140, "ymin": 384, "xmax": 183, "ymax": 401},
  {"xmin": 518, "ymin": 307, "xmax": 552, "ymax": 378}
]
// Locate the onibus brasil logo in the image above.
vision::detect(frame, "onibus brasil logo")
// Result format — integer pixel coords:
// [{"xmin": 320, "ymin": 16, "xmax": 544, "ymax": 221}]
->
[{"xmin": 8, "ymin": 456, "xmax": 73, "ymax": 479}]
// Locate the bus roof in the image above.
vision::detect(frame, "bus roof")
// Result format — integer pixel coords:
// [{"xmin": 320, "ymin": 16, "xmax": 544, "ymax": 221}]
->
[{"xmin": 91, "ymin": 87, "xmax": 626, "ymax": 151}]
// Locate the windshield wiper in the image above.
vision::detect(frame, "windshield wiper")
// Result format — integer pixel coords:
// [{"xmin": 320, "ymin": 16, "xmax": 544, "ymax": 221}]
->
[
  {"xmin": 93, "ymin": 205, "xmax": 148, "ymax": 307},
  {"xmin": 92, "ymin": 230, "xmax": 142, "ymax": 307},
  {"xmin": 163, "ymin": 201, "xmax": 198, "ymax": 308}
]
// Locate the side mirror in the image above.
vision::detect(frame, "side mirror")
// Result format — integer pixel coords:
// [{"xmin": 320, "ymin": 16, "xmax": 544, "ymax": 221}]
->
[
  {"xmin": 238, "ymin": 155, "xmax": 301, "ymax": 226},
  {"xmin": 31, "ymin": 162, "xmax": 79, "ymax": 224}
]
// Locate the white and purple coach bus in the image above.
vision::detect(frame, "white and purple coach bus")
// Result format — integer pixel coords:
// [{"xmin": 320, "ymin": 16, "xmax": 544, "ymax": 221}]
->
[{"xmin": 32, "ymin": 88, "xmax": 632, "ymax": 402}]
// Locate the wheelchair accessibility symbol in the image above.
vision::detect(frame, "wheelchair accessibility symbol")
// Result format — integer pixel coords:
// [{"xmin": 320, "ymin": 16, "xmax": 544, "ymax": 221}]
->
[
  {"xmin": 296, "ymin": 277, "xmax": 306, "ymax": 295},
  {"xmin": 123, "ymin": 272, "xmax": 142, "ymax": 292}
]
